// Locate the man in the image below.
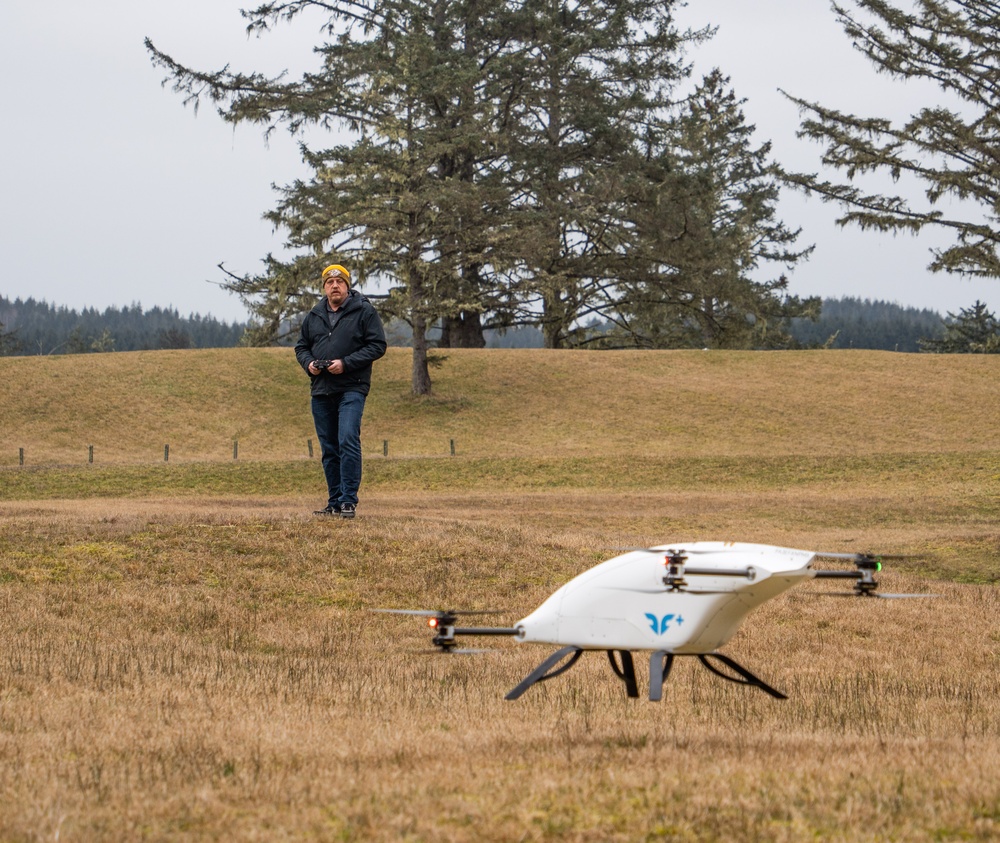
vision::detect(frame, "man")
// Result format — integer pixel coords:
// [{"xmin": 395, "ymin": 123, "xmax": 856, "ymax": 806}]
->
[{"xmin": 295, "ymin": 263, "xmax": 387, "ymax": 518}]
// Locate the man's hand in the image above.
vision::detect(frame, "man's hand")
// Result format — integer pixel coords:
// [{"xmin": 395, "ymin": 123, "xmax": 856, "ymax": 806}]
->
[{"xmin": 308, "ymin": 359, "xmax": 344, "ymax": 375}]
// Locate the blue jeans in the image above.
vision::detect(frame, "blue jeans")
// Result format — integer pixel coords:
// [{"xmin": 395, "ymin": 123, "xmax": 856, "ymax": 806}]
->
[{"xmin": 311, "ymin": 391, "xmax": 367, "ymax": 507}]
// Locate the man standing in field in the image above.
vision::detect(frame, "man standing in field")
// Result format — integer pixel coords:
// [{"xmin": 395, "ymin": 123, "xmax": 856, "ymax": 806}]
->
[{"xmin": 295, "ymin": 263, "xmax": 387, "ymax": 518}]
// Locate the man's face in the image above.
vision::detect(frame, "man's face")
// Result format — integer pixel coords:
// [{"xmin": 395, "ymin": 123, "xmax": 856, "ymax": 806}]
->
[{"xmin": 324, "ymin": 274, "xmax": 349, "ymax": 307}]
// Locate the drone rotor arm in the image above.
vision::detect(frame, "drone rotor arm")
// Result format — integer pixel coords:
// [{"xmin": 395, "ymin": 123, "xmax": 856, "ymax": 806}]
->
[
  {"xmin": 810, "ymin": 553, "xmax": 937, "ymax": 598},
  {"xmin": 373, "ymin": 609, "xmax": 515, "ymax": 654},
  {"xmin": 683, "ymin": 566, "xmax": 758, "ymax": 579},
  {"xmin": 452, "ymin": 627, "xmax": 520, "ymax": 637},
  {"xmin": 812, "ymin": 570, "xmax": 863, "ymax": 580}
]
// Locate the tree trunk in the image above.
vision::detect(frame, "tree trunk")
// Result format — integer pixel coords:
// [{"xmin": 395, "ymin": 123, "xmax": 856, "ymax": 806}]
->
[
  {"xmin": 542, "ymin": 321, "xmax": 564, "ymax": 349},
  {"xmin": 440, "ymin": 311, "xmax": 486, "ymax": 348},
  {"xmin": 541, "ymin": 288, "xmax": 566, "ymax": 349},
  {"xmin": 411, "ymin": 314, "xmax": 432, "ymax": 395}
]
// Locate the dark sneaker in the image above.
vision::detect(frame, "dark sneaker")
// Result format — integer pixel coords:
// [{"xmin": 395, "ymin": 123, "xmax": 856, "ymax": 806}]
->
[
  {"xmin": 340, "ymin": 503, "xmax": 356, "ymax": 519},
  {"xmin": 313, "ymin": 504, "xmax": 341, "ymax": 516}
]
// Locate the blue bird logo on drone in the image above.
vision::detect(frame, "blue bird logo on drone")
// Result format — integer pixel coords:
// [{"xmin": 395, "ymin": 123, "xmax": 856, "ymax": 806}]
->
[{"xmin": 645, "ymin": 613, "xmax": 684, "ymax": 635}]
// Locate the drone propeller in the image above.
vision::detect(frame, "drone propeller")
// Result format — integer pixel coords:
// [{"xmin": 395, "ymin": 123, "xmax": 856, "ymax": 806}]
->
[
  {"xmin": 604, "ymin": 585, "xmax": 737, "ymax": 595},
  {"xmin": 624, "ymin": 546, "xmax": 747, "ymax": 557},
  {"xmin": 372, "ymin": 608, "xmax": 506, "ymax": 618},
  {"xmin": 813, "ymin": 551, "xmax": 917, "ymax": 565},
  {"xmin": 811, "ymin": 551, "xmax": 938, "ymax": 598},
  {"xmin": 878, "ymin": 592, "xmax": 941, "ymax": 599},
  {"xmin": 818, "ymin": 591, "xmax": 941, "ymax": 600},
  {"xmin": 411, "ymin": 647, "xmax": 494, "ymax": 655}
]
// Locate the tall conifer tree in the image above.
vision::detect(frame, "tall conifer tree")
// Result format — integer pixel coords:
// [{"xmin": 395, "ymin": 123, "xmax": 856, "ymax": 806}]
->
[
  {"xmin": 149, "ymin": 0, "xmax": 516, "ymax": 392},
  {"xmin": 497, "ymin": 0, "xmax": 693, "ymax": 348},
  {"xmin": 616, "ymin": 72, "xmax": 815, "ymax": 348},
  {"xmin": 919, "ymin": 300, "xmax": 1000, "ymax": 352},
  {"xmin": 784, "ymin": 0, "xmax": 1000, "ymax": 279},
  {"xmin": 148, "ymin": 1, "xmax": 808, "ymax": 379}
]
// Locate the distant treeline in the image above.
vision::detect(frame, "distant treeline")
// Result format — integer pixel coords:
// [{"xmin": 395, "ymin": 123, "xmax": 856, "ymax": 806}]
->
[
  {"xmin": 789, "ymin": 297, "xmax": 944, "ymax": 352},
  {"xmin": 408, "ymin": 297, "xmax": 948, "ymax": 352},
  {"xmin": 0, "ymin": 294, "xmax": 948, "ymax": 355},
  {"xmin": 0, "ymin": 296, "xmax": 248, "ymax": 355},
  {"xmin": 381, "ymin": 319, "xmax": 545, "ymax": 349}
]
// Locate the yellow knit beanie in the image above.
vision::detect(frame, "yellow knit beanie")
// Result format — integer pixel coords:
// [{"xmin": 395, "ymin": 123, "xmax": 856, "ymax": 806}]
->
[{"xmin": 321, "ymin": 264, "xmax": 350, "ymax": 285}]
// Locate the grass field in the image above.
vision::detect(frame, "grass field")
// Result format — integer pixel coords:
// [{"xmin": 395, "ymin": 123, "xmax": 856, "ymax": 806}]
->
[
  {"xmin": 4, "ymin": 346, "xmax": 1000, "ymax": 465},
  {"xmin": 1, "ymin": 347, "xmax": 1000, "ymax": 841}
]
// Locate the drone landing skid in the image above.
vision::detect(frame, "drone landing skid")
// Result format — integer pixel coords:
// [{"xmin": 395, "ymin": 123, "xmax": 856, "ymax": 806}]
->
[
  {"xmin": 505, "ymin": 646, "xmax": 584, "ymax": 700},
  {"xmin": 607, "ymin": 649, "xmax": 640, "ymax": 698},
  {"xmin": 651, "ymin": 651, "xmax": 786, "ymax": 700},
  {"xmin": 648, "ymin": 651, "xmax": 676, "ymax": 701},
  {"xmin": 506, "ymin": 647, "xmax": 787, "ymax": 701},
  {"xmin": 696, "ymin": 652, "xmax": 788, "ymax": 700},
  {"xmin": 504, "ymin": 647, "xmax": 643, "ymax": 701}
]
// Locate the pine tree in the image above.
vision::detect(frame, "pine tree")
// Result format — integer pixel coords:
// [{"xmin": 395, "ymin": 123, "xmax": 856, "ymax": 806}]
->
[
  {"xmin": 90, "ymin": 329, "xmax": 117, "ymax": 353},
  {"xmin": 784, "ymin": 0, "xmax": 1000, "ymax": 279},
  {"xmin": 0, "ymin": 320, "xmax": 20, "ymax": 356},
  {"xmin": 148, "ymin": 2, "xmax": 806, "ymax": 373},
  {"xmin": 616, "ymin": 72, "xmax": 816, "ymax": 349},
  {"xmin": 497, "ymin": 0, "xmax": 696, "ymax": 348},
  {"xmin": 919, "ymin": 300, "xmax": 1000, "ymax": 352},
  {"xmin": 147, "ymin": 1, "xmax": 708, "ymax": 372},
  {"xmin": 148, "ymin": 0, "xmax": 522, "ymax": 393}
]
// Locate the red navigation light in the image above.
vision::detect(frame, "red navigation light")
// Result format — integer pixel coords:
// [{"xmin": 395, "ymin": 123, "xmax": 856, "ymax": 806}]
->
[{"xmin": 427, "ymin": 617, "xmax": 439, "ymax": 629}]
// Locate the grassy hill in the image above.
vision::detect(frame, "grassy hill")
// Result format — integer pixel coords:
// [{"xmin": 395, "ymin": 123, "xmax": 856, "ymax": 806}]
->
[
  {"xmin": 2, "ymin": 346, "xmax": 999, "ymax": 466},
  {"xmin": 4, "ymin": 347, "xmax": 1000, "ymax": 839}
]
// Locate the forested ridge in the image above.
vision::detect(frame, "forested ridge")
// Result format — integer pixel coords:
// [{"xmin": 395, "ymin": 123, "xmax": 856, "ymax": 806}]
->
[
  {"xmin": 0, "ymin": 296, "xmax": 247, "ymax": 355},
  {"xmin": 789, "ymin": 298, "xmax": 944, "ymax": 352},
  {"xmin": 0, "ymin": 294, "xmax": 956, "ymax": 355},
  {"xmin": 478, "ymin": 297, "xmax": 949, "ymax": 352}
]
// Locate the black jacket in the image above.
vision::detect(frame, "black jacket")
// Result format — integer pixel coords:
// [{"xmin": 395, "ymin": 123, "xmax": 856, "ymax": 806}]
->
[{"xmin": 294, "ymin": 291, "xmax": 387, "ymax": 396}]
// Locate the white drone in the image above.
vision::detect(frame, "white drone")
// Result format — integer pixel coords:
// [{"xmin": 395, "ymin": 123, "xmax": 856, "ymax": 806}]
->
[{"xmin": 377, "ymin": 542, "xmax": 936, "ymax": 701}]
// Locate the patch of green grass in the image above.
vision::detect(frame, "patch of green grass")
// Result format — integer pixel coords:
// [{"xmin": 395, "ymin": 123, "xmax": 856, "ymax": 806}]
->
[
  {"xmin": 0, "ymin": 462, "xmax": 314, "ymax": 499},
  {"xmin": 2, "ymin": 450, "xmax": 997, "ymax": 500}
]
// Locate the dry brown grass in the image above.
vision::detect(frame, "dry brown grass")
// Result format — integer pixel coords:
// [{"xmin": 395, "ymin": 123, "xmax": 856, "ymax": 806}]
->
[
  {"xmin": 3, "ymin": 347, "xmax": 1000, "ymax": 464},
  {"xmin": 2, "ymin": 348, "xmax": 1000, "ymax": 840},
  {"xmin": 2, "ymin": 483, "xmax": 1000, "ymax": 841}
]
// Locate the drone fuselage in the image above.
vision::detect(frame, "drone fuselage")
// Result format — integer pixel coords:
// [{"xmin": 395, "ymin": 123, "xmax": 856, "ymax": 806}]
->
[{"xmin": 513, "ymin": 542, "xmax": 816, "ymax": 653}]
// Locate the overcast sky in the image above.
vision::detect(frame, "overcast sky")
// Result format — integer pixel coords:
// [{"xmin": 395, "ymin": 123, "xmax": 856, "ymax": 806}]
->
[{"xmin": 1, "ymin": 0, "xmax": 996, "ymax": 324}]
